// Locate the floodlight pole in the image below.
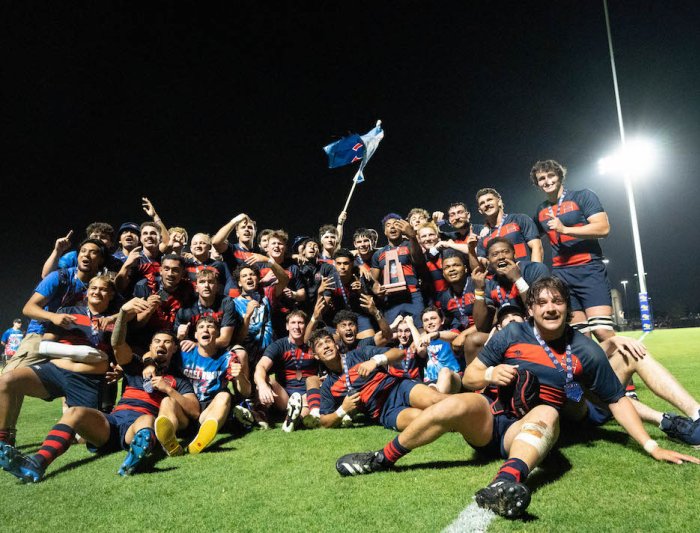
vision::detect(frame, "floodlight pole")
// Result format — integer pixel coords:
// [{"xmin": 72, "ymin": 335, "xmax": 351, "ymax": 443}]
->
[{"xmin": 603, "ymin": 0, "xmax": 652, "ymax": 331}]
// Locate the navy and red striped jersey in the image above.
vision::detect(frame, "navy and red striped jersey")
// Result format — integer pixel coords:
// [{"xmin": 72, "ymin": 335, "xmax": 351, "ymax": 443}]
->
[
  {"xmin": 371, "ymin": 241, "xmax": 419, "ymax": 293},
  {"xmin": 387, "ymin": 344, "xmax": 424, "ymax": 380},
  {"xmin": 112, "ymin": 358, "xmax": 194, "ymax": 416},
  {"xmin": 47, "ymin": 305, "xmax": 114, "ymax": 357},
  {"xmin": 478, "ymin": 321, "xmax": 624, "ymax": 408},
  {"xmin": 484, "ymin": 262, "xmax": 549, "ymax": 310},
  {"xmin": 437, "ymin": 281, "xmax": 476, "ymax": 331},
  {"xmin": 423, "ymin": 254, "xmax": 449, "ymax": 302},
  {"xmin": 133, "ymin": 279, "xmax": 195, "ymax": 331},
  {"xmin": 320, "ymin": 346, "xmax": 397, "ymax": 421},
  {"xmin": 174, "ymin": 295, "xmax": 240, "ymax": 338},
  {"xmin": 263, "ymin": 337, "xmax": 318, "ymax": 390},
  {"xmin": 222, "ymin": 243, "xmax": 266, "ymax": 298},
  {"xmin": 534, "ymin": 189, "xmax": 605, "ymax": 268},
  {"xmin": 477, "ymin": 213, "xmax": 540, "ymax": 261},
  {"xmin": 353, "ymin": 254, "xmax": 373, "ymax": 276},
  {"xmin": 184, "ymin": 258, "xmax": 230, "ymax": 292}
]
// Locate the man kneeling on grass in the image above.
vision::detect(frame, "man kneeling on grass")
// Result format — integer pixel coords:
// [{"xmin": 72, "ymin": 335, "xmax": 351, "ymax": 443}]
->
[
  {"xmin": 164, "ymin": 316, "xmax": 251, "ymax": 455},
  {"xmin": 0, "ymin": 298, "xmax": 199, "ymax": 481},
  {"xmin": 310, "ymin": 330, "xmax": 447, "ymax": 431},
  {"xmin": 335, "ymin": 277, "xmax": 698, "ymax": 519}
]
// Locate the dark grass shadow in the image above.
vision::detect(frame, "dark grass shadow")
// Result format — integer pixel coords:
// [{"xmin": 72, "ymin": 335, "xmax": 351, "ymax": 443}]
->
[
  {"xmin": 43, "ymin": 453, "xmax": 104, "ymax": 480},
  {"xmin": 395, "ymin": 457, "xmax": 490, "ymax": 472},
  {"xmin": 557, "ymin": 421, "xmax": 630, "ymax": 450}
]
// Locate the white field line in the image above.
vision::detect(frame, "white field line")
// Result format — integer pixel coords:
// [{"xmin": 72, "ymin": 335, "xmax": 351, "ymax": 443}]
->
[{"xmin": 441, "ymin": 501, "xmax": 496, "ymax": 533}]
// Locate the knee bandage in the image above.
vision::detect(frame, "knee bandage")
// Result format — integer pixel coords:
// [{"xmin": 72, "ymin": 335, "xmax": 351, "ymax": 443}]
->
[
  {"xmin": 514, "ymin": 421, "xmax": 556, "ymax": 456},
  {"xmin": 588, "ymin": 315, "xmax": 615, "ymax": 331}
]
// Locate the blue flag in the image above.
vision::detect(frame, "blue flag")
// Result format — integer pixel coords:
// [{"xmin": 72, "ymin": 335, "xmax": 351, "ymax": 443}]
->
[
  {"xmin": 323, "ymin": 134, "xmax": 365, "ymax": 168},
  {"xmin": 323, "ymin": 120, "xmax": 384, "ymax": 183}
]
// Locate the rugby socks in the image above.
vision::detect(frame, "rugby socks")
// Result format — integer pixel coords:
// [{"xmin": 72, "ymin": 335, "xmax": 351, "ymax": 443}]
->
[
  {"xmin": 494, "ymin": 458, "xmax": 530, "ymax": 484},
  {"xmin": 382, "ymin": 436, "xmax": 411, "ymax": 464},
  {"xmin": 33, "ymin": 423, "xmax": 76, "ymax": 468},
  {"xmin": 0, "ymin": 428, "xmax": 16, "ymax": 446},
  {"xmin": 307, "ymin": 388, "xmax": 321, "ymax": 415}
]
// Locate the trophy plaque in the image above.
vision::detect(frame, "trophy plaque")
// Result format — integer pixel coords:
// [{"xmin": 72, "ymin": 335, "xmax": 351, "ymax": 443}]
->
[{"xmin": 382, "ymin": 248, "xmax": 407, "ymax": 294}]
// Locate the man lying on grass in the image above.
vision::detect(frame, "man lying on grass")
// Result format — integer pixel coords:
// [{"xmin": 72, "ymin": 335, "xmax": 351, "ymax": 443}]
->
[
  {"xmin": 311, "ymin": 330, "xmax": 447, "ymax": 431},
  {"xmin": 0, "ymin": 298, "xmax": 199, "ymax": 481},
  {"xmin": 335, "ymin": 277, "xmax": 698, "ymax": 519}
]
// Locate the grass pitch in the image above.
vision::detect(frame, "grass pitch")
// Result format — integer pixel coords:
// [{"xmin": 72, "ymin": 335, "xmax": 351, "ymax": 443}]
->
[{"xmin": 1, "ymin": 328, "xmax": 699, "ymax": 532}]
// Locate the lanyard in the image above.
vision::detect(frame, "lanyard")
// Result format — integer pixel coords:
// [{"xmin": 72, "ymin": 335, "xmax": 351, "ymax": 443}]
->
[
  {"xmin": 335, "ymin": 271, "xmax": 351, "ymax": 308},
  {"xmin": 400, "ymin": 345, "xmax": 414, "ymax": 377},
  {"xmin": 547, "ymin": 191, "xmax": 567, "ymax": 245},
  {"xmin": 291, "ymin": 345, "xmax": 304, "ymax": 369},
  {"xmin": 86, "ymin": 308, "xmax": 102, "ymax": 347},
  {"xmin": 453, "ymin": 278, "xmax": 473, "ymax": 326},
  {"xmin": 341, "ymin": 354, "xmax": 354, "ymax": 394},
  {"xmin": 532, "ymin": 325, "xmax": 574, "ymax": 384},
  {"xmin": 493, "ymin": 281, "xmax": 517, "ymax": 306},
  {"xmin": 492, "ymin": 213, "xmax": 510, "ymax": 238}
]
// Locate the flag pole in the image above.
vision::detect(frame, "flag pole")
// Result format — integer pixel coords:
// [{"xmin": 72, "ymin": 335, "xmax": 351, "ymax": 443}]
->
[{"xmin": 341, "ymin": 178, "xmax": 358, "ymax": 213}]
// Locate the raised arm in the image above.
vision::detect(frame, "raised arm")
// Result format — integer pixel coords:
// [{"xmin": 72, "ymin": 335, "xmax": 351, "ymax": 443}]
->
[
  {"xmin": 142, "ymin": 197, "xmax": 171, "ymax": 253},
  {"xmin": 212, "ymin": 213, "xmax": 249, "ymax": 253},
  {"xmin": 41, "ymin": 231, "xmax": 74, "ymax": 279}
]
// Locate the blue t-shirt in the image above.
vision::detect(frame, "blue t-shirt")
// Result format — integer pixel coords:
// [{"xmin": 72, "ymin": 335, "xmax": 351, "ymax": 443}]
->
[
  {"xmin": 178, "ymin": 348, "xmax": 232, "ymax": 404},
  {"xmin": 27, "ymin": 268, "xmax": 88, "ymax": 335},
  {"xmin": 2, "ymin": 328, "xmax": 24, "ymax": 356},
  {"xmin": 423, "ymin": 339, "xmax": 461, "ymax": 382}
]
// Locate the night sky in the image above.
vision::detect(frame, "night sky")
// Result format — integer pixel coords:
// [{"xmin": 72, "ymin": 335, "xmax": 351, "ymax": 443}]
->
[{"xmin": 3, "ymin": 2, "xmax": 700, "ymax": 327}]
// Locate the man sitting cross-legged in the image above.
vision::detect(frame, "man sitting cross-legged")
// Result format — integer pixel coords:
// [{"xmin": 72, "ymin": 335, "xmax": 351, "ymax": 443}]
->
[
  {"xmin": 174, "ymin": 316, "xmax": 251, "ymax": 454},
  {"xmin": 310, "ymin": 330, "xmax": 447, "ymax": 431},
  {"xmin": 0, "ymin": 298, "xmax": 199, "ymax": 481},
  {"xmin": 335, "ymin": 276, "xmax": 697, "ymax": 519},
  {"xmin": 254, "ymin": 311, "xmax": 322, "ymax": 432}
]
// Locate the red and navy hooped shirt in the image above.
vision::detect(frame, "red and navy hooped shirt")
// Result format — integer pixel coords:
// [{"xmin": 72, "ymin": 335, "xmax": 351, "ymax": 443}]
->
[
  {"xmin": 371, "ymin": 241, "xmax": 419, "ymax": 294},
  {"xmin": 174, "ymin": 295, "xmax": 240, "ymax": 338},
  {"xmin": 47, "ymin": 305, "xmax": 114, "ymax": 357},
  {"xmin": 484, "ymin": 262, "xmax": 549, "ymax": 310},
  {"xmin": 263, "ymin": 337, "xmax": 318, "ymax": 390},
  {"xmin": 478, "ymin": 321, "xmax": 624, "ymax": 409},
  {"xmin": 112, "ymin": 358, "xmax": 194, "ymax": 417},
  {"xmin": 320, "ymin": 346, "xmax": 397, "ymax": 421},
  {"xmin": 437, "ymin": 282, "xmax": 477, "ymax": 331},
  {"xmin": 387, "ymin": 343, "xmax": 424, "ymax": 381},
  {"xmin": 477, "ymin": 213, "xmax": 540, "ymax": 261},
  {"xmin": 534, "ymin": 189, "xmax": 605, "ymax": 268}
]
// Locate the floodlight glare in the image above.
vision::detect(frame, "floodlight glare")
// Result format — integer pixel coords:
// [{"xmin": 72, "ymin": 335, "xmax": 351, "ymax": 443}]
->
[{"xmin": 598, "ymin": 139, "xmax": 657, "ymax": 177}]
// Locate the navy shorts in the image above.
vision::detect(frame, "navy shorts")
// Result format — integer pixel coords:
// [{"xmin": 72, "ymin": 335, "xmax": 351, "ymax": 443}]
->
[
  {"xmin": 471, "ymin": 412, "xmax": 519, "ymax": 459},
  {"xmin": 385, "ymin": 291, "xmax": 425, "ymax": 328},
  {"xmin": 585, "ymin": 399, "xmax": 613, "ymax": 425},
  {"xmin": 356, "ymin": 314, "xmax": 375, "ymax": 334},
  {"xmin": 30, "ymin": 362, "xmax": 104, "ymax": 409},
  {"xmin": 553, "ymin": 262, "xmax": 612, "ymax": 312},
  {"xmin": 379, "ymin": 379, "xmax": 418, "ymax": 430},
  {"xmin": 100, "ymin": 409, "xmax": 143, "ymax": 452}
]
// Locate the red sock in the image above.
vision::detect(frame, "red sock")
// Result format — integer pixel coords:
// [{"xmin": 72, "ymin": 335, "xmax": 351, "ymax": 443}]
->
[
  {"xmin": 307, "ymin": 388, "xmax": 321, "ymax": 411},
  {"xmin": 493, "ymin": 458, "xmax": 530, "ymax": 483},
  {"xmin": 382, "ymin": 436, "xmax": 411, "ymax": 464},
  {"xmin": 33, "ymin": 423, "xmax": 76, "ymax": 468}
]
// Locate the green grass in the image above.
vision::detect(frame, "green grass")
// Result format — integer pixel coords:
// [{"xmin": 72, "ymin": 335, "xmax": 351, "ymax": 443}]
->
[{"xmin": 2, "ymin": 329, "xmax": 700, "ymax": 532}]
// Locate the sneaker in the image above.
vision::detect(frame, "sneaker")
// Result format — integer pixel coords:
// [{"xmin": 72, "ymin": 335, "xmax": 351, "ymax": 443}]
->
[
  {"xmin": 335, "ymin": 450, "xmax": 392, "ymax": 477},
  {"xmin": 302, "ymin": 413, "xmax": 321, "ymax": 429},
  {"xmin": 0, "ymin": 444, "xmax": 44, "ymax": 483},
  {"xmin": 187, "ymin": 419, "xmax": 218, "ymax": 455},
  {"xmin": 475, "ymin": 480, "xmax": 531, "ymax": 518},
  {"xmin": 660, "ymin": 413, "xmax": 700, "ymax": 447},
  {"xmin": 282, "ymin": 392, "xmax": 303, "ymax": 433},
  {"xmin": 155, "ymin": 416, "xmax": 184, "ymax": 457},
  {"xmin": 118, "ymin": 428, "xmax": 155, "ymax": 476},
  {"xmin": 232, "ymin": 404, "xmax": 255, "ymax": 430}
]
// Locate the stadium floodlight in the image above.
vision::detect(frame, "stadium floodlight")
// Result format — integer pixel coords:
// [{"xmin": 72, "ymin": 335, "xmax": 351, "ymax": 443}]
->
[
  {"xmin": 597, "ymin": 138, "xmax": 657, "ymax": 178},
  {"xmin": 598, "ymin": 141, "xmax": 656, "ymax": 332}
]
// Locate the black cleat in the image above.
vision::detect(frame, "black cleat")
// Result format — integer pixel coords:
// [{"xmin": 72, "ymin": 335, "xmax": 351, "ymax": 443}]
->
[
  {"xmin": 335, "ymin": 450, "xmax": 392, "ymax": 476},
  {"xmin": 660, "ymin": 413, "xmax": 700, "ymax": 447},
  {"xmin": 475, "ymin": 480, "xmax": 531, "ymax": 518}
]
